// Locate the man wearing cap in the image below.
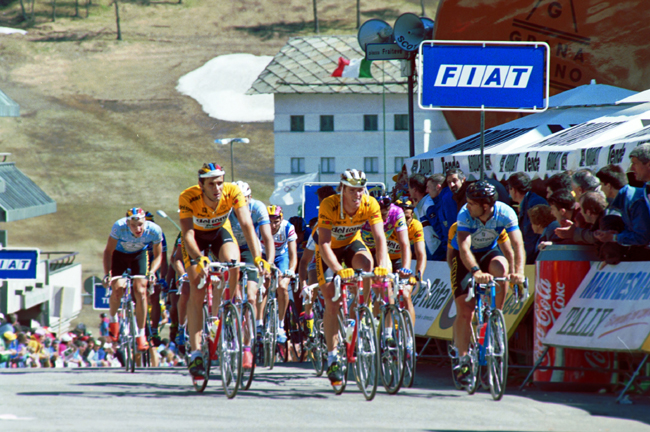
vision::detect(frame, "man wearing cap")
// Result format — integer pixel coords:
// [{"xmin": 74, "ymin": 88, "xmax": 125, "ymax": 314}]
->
[{"xmin": 179, "ymin": 162, "xmax": 271, "ymax": 381}]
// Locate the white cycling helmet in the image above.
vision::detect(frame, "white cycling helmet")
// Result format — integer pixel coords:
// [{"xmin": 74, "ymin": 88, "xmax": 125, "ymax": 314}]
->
[
  {"xmin": 233, "ymin": 180, "xmax": 252, "ymax": 197},
  {"xmin": 340, "ymin": 169, "xmax": 367, "ymax": 188}
]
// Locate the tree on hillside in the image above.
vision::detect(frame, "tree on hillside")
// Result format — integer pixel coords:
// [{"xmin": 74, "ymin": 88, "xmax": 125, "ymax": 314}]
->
[
  {"xmin": 312, "ymin": 0, "xmax": 318, "ymax": 33},
  {"xmin": 51, "ymin": 0, "xmax": 56, "ymax": 21},
  {"xmin": 112, "ymin": 0, "xmax": 122, "ymax": 40},
  {"xmin": 18, "ymin": 0, "xmax": 27, "ymax": 21},
  {"xmin": 356, "ymin": 0, "xmax": 360, "ymax": 28},
  {"xmin": 421, "ymin": 0, "xmax": 426, "ymax": 15}
]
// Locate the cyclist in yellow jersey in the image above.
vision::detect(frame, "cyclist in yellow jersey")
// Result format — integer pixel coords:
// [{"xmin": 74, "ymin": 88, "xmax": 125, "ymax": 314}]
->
[
  {"xmin": 394, "ymin": 199, "xmax": 426, "ymax": 324},
  {"xmin": 316, "ymin": 169, "xmax": 389, "ymax": 386},
  {"xmin": 179, "ymin": 163, "xmax": 270, "ymax": 380}
]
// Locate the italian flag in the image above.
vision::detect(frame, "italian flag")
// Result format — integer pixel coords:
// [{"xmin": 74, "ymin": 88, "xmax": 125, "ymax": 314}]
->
[{"xmin": 331, "ymin": 57, "xmax": 373, "ymax": 78}]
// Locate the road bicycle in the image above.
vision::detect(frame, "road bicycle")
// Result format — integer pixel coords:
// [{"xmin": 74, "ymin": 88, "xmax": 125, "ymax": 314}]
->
[
  {"xmin": 236, "ymin": 263, "xmax": 261, "ymax": 391},
  {"xmin": 331, "ymin": 269, "xmax": 381, "ymax": 401},
  {"xmin": 451, "ymin": 276, "xmax": 528, "ymax": 401},
  {"xmin": 301, "ymin": 279, "xmax": 328, "ymax": 377},
  {"xmin": 108, "ymin": 270, "xmax": 147, "ymax": 374},
  {"xmin": 283, "ymin": 273, "xmax": 306, "ymax": 363},
  {"xmin": 257, "ymin": 266, "xmax": 281, "ymax": 369}
]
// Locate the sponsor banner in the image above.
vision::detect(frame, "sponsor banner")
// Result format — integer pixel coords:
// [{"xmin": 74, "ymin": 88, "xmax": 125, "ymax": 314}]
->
[
  {"xmin": 419, "ymin": 41, "xmax": 549, "ymax": 112},
  {"xmin": 411, "ymin": 261, "xmax": 454, "ymax": 337},
  {"xmin": 0, "ymin": 248, "xmax": 40, "ymax": 280},
  {"xmin": 420, "ymin": 264, "xmax": 535, "ymax": 340},
  {"xmin": 93, "ymin": 283, "xmax": 111, "ymax": 310},
  {"xmin": 545, "ymin": 261, "xmax": 650, "ymax": 352}
]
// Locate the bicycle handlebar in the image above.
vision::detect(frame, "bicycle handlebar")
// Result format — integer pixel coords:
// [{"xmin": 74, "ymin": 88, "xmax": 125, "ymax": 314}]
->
[
  {"xmin": 197, "ymin": 261, "xmax": 259, "ymax": 290},
  {"xmin": 465, "ymin": 276, "xmax": 529, "ymax": 303}
]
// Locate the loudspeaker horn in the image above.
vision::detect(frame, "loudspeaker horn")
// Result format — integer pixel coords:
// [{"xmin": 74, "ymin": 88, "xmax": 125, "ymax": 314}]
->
[
  {"xmin": 357, "ymin": 19, "xmax": 393, "ymax": 52},
  {"xmin": 393, "ymin": 12, "xmax": 425, "ymax": 51},
  {"xmin": 420, "ymin": 16, "xmax": 435, "ymax": 40}
]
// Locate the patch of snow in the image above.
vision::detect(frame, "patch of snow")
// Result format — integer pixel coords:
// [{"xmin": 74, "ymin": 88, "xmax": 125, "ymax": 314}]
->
[
  {"xmin": 0, "ymin": 27, "xmax": 27, "ymax": 35},
  {"xmin": 177, "ymin": 53, "xmax": 274, "ymax": 123}
]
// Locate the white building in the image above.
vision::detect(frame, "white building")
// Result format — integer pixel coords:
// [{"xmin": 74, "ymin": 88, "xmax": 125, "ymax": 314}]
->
[{"xmin": 248, "ymin": 35, "xmax": 455, "ymax": 189}]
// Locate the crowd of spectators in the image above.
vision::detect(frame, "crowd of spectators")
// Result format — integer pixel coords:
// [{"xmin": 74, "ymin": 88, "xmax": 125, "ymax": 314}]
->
[
  {"xmin": 396, "ymin": 143, "xmax": 650, "ymax": 265},
  {"xmin": 0, "ymin": 312, "xmax": 183, "ymax": 369}
]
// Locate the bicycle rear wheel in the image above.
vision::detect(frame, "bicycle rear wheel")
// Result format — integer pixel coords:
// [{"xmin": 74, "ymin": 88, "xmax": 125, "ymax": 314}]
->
[
  {"xmin": 219, "ymin": 303, "xmax": 243, "ymax": 399},
  {"xmin": 379, "ymin": 305, "xmax": 405, "ymax": 394},
  {"xmin": 240, "ymin": 302, "xmax": 256, "ymax": 390},
  {"xmin": 355, "ymin": 306, "xmax": 379, "ymax": 401},
  {"xmin": 126, "ymin": 302, "xmax": 137, "ymax": 373},
  {"xmin": 287, "ymin": 301, "xmax": 306, "ymax": 362},
  {"xmin": 263, "ymin": 300, "xmax": 278, "ymax": 370},
  {"xmin": 466, "ymin": 330, "xmax": 480, "ymax": 395},
  {"xmin": 401, "ymin": 310, "xmax": 416, "ymax": 388},
  {"xmin": 487, "ymin": 309, "xmax": 508, "ymax": 401},
  {"xmin": 192, "ymin": 304, "xmax": 210, "ymax": 393},
  {"xmin": 333, "ymin": 311, "xmax": 349, "ymax": 395},
  {"xmin": 309, "ymin": 317, "xmax": 325, "ymax": 377}
]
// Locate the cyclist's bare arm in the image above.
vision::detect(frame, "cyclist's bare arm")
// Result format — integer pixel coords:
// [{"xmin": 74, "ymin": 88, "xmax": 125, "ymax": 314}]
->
[
  {"xmin": 397, "ymin": 228, "xmax": 412, "ymax": 272},
  {"xmin": 413, "ymin": 239, "xmax": 426, "ymax": 278},
  {"xmin": 180, "ymin": 218, "xmax": 203, "ymax": 271},
  {"xmin": 149, "ymin": 242, "xmax": 163, "ymax": 276},
  {"xmin": 171, "ymin": 243, "xmax": 185, "ymax": 278},
  {"xmin": 506, "ymin": 229, "xmax": 526, "ymax": 284},
  {"xmin": 159, "ymin": 242, "xmax": 169, "ymax": 278},
  {"xmin": 287, "ymin": 240, "xmax": 298, "ymax": 273},
  {"xmin": 103, "ymin": 236, "xmax": 118, "ymax": 282},
  {"xmin": 458, "ymin": 231, "xmax": 488, "ymax": 283},
  {"xmin": 299, "ymin": 248, "xmax": 314, "ymax": 287},
  {"xmin": 258, "ymin": 222, "xmax": 275, "ymax": 265},
  {"xmin": 369, "ymin": 221, "xmax": 389, "ymax": 269},
  {"xmin": 318, "ymin": 227, "xmax": 343, "ymax": 274}
]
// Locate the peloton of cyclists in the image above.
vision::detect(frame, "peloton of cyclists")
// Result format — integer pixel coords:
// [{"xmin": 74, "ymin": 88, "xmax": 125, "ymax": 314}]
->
[{"xmin": 103, "ymin": 208, "xmax": 164, "ymax": 352}]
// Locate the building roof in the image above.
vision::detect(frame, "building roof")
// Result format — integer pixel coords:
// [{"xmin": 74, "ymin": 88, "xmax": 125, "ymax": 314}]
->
[
  {"xmin": 247, "ymin": 35, "xmax": 409, "ymax": 95},
  {"xmin": 0, "ymin": 88, "xmax": 19, "ymax": 117},
  {"xmin": 0, "ymin": 162, "xmax": 56, "ymax": 222}
]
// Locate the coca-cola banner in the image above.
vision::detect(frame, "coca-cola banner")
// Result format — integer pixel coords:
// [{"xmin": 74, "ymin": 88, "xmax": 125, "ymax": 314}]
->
[
  {"xmin": 422, "ymin": 263, "xmax": 536, "ymax": 340},
  {"xmin": 545, "ymin": 262, "xmax": 650, "ymax": 352}
]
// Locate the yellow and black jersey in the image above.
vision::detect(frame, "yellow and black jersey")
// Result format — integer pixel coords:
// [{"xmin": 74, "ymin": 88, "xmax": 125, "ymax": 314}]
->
[
  {"xmin": 318, "ymin": 194, "xmax": 382, "ymax": 249},
  {"xmin": 178, "ymin": 183, "xmax": 245, "ymax": 232}
]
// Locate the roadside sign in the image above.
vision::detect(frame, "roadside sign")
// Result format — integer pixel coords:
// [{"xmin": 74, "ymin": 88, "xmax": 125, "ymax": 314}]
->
[
  {"xmin": 365, "ymin": 43, "xmax": 409, "ymax": 60},
  {"xmin": 0, "ymin": 248, "xmax": 39, "ymax": 280},
  {"xmin": 418, "ymin": 41, "xmax": 550, "ymax": 112},
  {"xmin": 93, "ymin": 283, "xmax": 111, "ymax": 310}
]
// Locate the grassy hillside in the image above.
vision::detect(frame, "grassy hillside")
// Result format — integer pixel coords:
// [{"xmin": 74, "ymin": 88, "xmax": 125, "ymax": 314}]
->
[{"xmin": 0, "ymin": 0, "xmax": 439, "ymax": 281}]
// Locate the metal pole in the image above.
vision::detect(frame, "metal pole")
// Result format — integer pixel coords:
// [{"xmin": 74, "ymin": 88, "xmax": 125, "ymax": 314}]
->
[
  {"xmin": 230, "ymin": 142, "xmax": 235, "ymax": 182},
  {"xmin": 480, "ymin": 110, "xmax": 485, "ymax": 181},
  {"xmin": 408, "ymin": 56, "xmax": 416, "ymax": 158}
]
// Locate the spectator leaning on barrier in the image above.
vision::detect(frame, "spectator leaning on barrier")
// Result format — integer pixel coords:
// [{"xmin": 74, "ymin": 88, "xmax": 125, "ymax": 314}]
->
[
  {"xmin": 507, "ymin": 172, "xmax": 548, "ymax": 264},
  {"xmin": 555, "ymin": 191, "xmax": 608, "ymax": 245},
  {"xmin": 527, "ymin": 204, "xmax": 561, "ymax": 254},
  {"xmin": 548, "ymin": 189, "xmax": 581, "ymax": 226},
  {"xmin": 546, "ymin": 172, "xmax": 572, "ymax": 199},
  {"xmin": 409, "ymin": 174, "xmax": 444, "ymax": 260},
  {"xmin": 594, "ymin": 146, "xmax": 650, "ymax": 255},
  {"xmin": 425, "ymin": 174, "xmax": 458, "ymax": 259}
]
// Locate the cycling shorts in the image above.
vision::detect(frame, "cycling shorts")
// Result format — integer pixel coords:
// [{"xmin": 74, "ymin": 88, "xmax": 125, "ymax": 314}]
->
[
  {"xmin": 274, "ymin": 252, "xmax": 290, "ymax": 273},
  {"xmin": 449, "ymin": 247, "xmax": 503, "ymax": 299},
  {"xmin": 181, "ymin": 227, "xmax": 235, "ymax": 269},
  {"xmin": 111, "ymin": 250, "xmax": 148, "ymax": 277},
  {"xmin": 315, "ymin": 239, "xmax": 369, "ymax": 286},
  {"xmin": 240, "ymin": 249, "xmax": 260, "ymax": 284}
]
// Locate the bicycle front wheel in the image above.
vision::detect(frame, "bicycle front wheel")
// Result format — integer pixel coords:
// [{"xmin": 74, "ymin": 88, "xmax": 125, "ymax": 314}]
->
[
  {"xmin": 264, "ymin": 300, "xmax": 278, "ymax": 370},
  {"xmin": 355, "ymin": 306, "xmax": 379, "ymax": 401},
  {"xmin": 487, "ymin": 309, "xmax": 508, "ymax": 401},
  {"xmin": 379, "ymin": 305, "xmax": 405, "ymax": 394},
  {"xmin": 333, "ymin": 311, "xmax": 349, "ymax": 395},
  {"xmin": 126, "ymin": 302, "xmax": 136, "ymax": 373},
  {"xmin": 401, "ymin": 310, "xmax": 416, "ymax": 388},
  {"xmin": 219, "ymin": 303, "xmax": 243, "ymax": 399},
  {"xmin": 240, "ymin": 301, "xmax": 256, "ymax": 390}
]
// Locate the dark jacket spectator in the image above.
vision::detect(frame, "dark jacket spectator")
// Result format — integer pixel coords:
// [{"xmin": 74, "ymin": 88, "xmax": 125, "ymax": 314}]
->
[
  {"xmin": 571, "ymin": 169, "xmax": 601, "ymax": 198},
  {"xmin": 425, "ymin": 174, "xmax": 458, "ymax": 260},
  {"xmin": 446, "ymin": 168, "xmax": 510, "ymax": 212},
  {"xmin": 527, "ymin": 204, "xmax": 561, "ymax": 257},
  {"xmin": 409, "ymin": 174, "xmax": 446, "ymax": 260},
  {"xmin": 508, "ymin": 172, "xmax": 548, "ymax": 264},
  {"xmin": 546, "ymin": 172, "xmax": 572, "ymax": 199},
  {"xmin": 555, "ymin": 191, "xmax": 607, "ymax": 245}
]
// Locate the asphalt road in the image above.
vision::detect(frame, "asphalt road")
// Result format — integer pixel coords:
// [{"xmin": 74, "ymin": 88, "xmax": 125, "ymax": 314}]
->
[{"xmin": 1, "ymin": 362, "xmax": 649, "ymax": 431}]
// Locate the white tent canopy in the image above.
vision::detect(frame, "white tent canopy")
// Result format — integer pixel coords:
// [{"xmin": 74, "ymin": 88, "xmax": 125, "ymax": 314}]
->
[{"xmin": 406, "ymin": 84, "xmax": 639, "ymax": 180}]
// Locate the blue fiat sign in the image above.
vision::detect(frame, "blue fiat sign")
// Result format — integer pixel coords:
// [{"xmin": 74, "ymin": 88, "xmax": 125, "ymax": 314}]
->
[
  {"xmin": 418, "ymin": 41, "xmax": 549, "ymax": 112},
  {"xmin": 0, "ymin": 249, "xmax": 39, "ymax": 280}
]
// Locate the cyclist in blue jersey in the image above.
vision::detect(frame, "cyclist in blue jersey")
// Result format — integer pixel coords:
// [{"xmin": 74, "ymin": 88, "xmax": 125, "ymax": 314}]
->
[
  {"xmin": 102, "ymin": 208, "xmax": 164, "ymax": 352},
  {"xmin": 144, "ymin": 211, "xmax": 169, "ymax": 347},
  {"xmin": 228, "ymin": 181, "xmax": 275, "ymax": 368},
  {"xmin": 450, "ymin": 181, "xmax": 525, "ymax": 384},
  {"xmin": 262, "ymin": 205, "xmax": 298, "ymax": 344}
]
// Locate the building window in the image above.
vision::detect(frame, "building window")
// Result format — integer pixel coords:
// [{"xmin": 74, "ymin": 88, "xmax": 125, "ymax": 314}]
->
[
  {"xmin": 394, "ymin": 157, "xmax": 406, "ymax": 173},
  {"xmin": 320, "ymin": 115, "xmax": 334, "ymax": 132},
  {"xmin": 321, "ymin": 157, "xmax": 335, "ymax": 174},
  {"xmin": 394, "ymin": 114, "xmax": 409, "ymax": 131},
  {"xmin": 364, "ymin": 157, "xmax": 379, "ymax": 174},
  {"xmin": 364, "ymin": 115, "xmax": 378, "ymax": 131},
  {"xmin": 291, "ymin": 115, "xmax": 304, "ymax": 132},
  {"xmin": 291, "ymin": 157, "xmax": 305, "ymax": 174}
]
